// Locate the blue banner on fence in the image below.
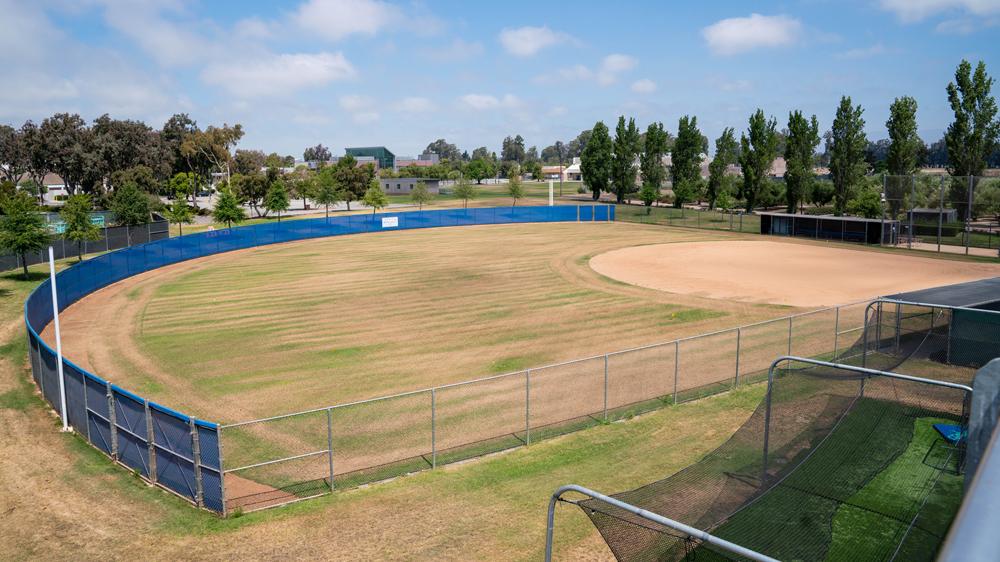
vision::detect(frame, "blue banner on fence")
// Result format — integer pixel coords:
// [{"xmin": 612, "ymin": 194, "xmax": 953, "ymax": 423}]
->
[{"xmin": 23, "ymin": 205, "xmax": 611, "ymax": 513}]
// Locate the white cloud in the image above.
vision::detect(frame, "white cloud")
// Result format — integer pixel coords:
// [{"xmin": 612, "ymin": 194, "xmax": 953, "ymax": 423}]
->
[
  {"xmin": 702, "ymin": 14, "xmax": 802, "ymax": 55},
  {"xmin": 292, "ymin": 0, "xmax": 400, "ymax": 41},
  {"xmin": 202, "ymin": 52, "xmax": 356, "ymax": 97},
  {"xmin": 879, "ymin": 0, "xmax": 1000, "ymax": 23},
  {"xmin": 548, "ymin": 106, "xmax": 568, "ymax": 117},
  {"xmin": 395, "ymin": 97, "xmax": 436, "ymax": 112},
  {"xmin": 234, "ymin": 17, "xmax": 274, "ymax": 40},
  {"xmin": 498, "ymin": 25, "xmax": 574, "ymax": 57},
  {"xmin": 935, "ymin": 16, "xmax": 1000, "ymax": 33},
  {"xmin": 835, "ymin": 43, "xmax": 891, "ymax": 59},
  {"xmin": 631, "ymin": 78, "xmax": 657, "ymax": 94},
  {"xmin": 353, "ymin": 111, "xmax": 380, "ymax": 124},
  {"xmin": 557, "ymin": 64, "xmax": 594, "ymax": 81},
  {"xmin": 96, "ymin": 0, "xmax": 216, "ymax": 67},
  {"xmin": 459, "ymin": 94, "xmax": 521, "ymax": 110},
  {"xmin": 720, "ymin": 79, "xmax": 753, "ymax": 92},
  {"xmin": 552, "ymin": 54, "xmax": 637, "ymax": 86},
  {"xmin": 339, "ymin": 94, "xmax": 373, "ymax": 111},
  {"xmin": 420, "ymin": 38, "xmax": 485, "ymax": 62}
]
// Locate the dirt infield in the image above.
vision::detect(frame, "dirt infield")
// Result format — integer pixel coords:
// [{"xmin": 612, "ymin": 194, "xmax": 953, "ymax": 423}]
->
[{"xmin": 590, "ymin": 240, "xmax": 1000, "ymax": 307}]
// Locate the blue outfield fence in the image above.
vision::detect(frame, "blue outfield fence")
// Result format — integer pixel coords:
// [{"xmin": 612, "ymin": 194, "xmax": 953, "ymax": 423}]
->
[{"xmin": 23, "ymin": 205, "xmax": 613, "ymax": 514}]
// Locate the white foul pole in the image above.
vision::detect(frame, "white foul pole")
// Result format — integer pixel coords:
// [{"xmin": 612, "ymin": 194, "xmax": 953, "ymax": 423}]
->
[
  {"xmin": 48, "ymin": 247, "xmax": 69, "ymax": 431},
  {"xmin": 548, "ymin": 180, "xmax": 554, "ymax": 206}
]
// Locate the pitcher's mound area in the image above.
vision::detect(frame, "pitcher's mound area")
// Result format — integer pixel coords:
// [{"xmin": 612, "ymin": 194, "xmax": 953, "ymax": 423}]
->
[{"xmin": 590, "ymin": 240, "xmax": 1000, "ymax": 307}]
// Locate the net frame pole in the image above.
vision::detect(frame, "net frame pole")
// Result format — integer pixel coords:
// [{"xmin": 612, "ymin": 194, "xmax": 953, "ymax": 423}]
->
[{"xmin": 545, "ymin": 484, "xmax": 780, "ymax": 562}]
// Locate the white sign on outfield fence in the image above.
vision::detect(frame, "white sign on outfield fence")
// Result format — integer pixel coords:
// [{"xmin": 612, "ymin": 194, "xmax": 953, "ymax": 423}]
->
[{"xmin": 381, "ymin": 216, "xmax": 399, "ymax": 228}]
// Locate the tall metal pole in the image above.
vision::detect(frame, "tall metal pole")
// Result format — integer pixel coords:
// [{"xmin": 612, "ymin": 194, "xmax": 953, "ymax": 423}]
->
[
  {"xmin": 966, "ymin": 175, "xmax": 974, "ymax": 256},
  {"xmin": 48, "ymin": 247, "xmax": 69, "ymax": 431},
  {"xmin": 938, "ymin": 176, "xmax": 945, "ymax": 253},
  {"xmin": 909, "ymin": 175, "xmax": 915, "ymax": 250}
]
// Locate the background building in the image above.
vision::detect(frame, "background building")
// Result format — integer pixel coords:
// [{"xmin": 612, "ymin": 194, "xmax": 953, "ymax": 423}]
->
[
  {"xmin": 346, "ymin": 146, "xmax": 395, "ymax": 170},
  {"xmin": 380, "ymin": 177, "xmax": 441, "ymax": 195}
]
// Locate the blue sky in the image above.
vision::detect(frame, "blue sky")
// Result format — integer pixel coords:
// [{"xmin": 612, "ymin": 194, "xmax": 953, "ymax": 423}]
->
[{"xmin": 1, "ymin": 0, "xmax": 998, "ymax": 158}]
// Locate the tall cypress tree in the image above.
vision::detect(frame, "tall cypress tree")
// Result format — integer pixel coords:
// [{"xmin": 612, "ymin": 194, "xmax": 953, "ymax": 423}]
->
[
  {"xmin": 611, "ymin": 116, "xmax": 640, "ymax": 204},
  {"xmin": 886, "ymin": 96, "xmax": 921, "ymax": 176},
  {"xmin": 581, "ymin": 121, "xmax": 613, "ymax": 201},
  {"xmin": 672, "ymin": 115, "xmax": 704, "ymax": 208},
  {"xmin": 738, "ymin": 109, "xmax": 779, "ymax": 212},
  {"xmin": 784, "ymin": 111, "xmax": 820, "ymax": 213},
  {"xmin": 829, "ymin": 96, "xmax": 868, "ymax": 216},
  {"xmin": 707, "ymin": 128, "xmax": 738, "ymax": 209}
]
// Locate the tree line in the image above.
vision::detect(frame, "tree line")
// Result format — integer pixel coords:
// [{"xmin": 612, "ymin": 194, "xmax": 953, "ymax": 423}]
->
[{"xmin": 577, "ymin": 59, "xmax": 999, "ymax": 217}]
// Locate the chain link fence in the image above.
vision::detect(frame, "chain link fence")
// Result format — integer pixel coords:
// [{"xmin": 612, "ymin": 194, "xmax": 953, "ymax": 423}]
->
[
  {"xmin": 221, "ymin": 300, "xmax": 875, "ymax": 513},
  {"xmin": 614, "ymin": 175, "xmax": 1000, "ymax": 258},
  {"xmin": 1, "ymin": 214, "xmax": 169, "ymax": 272}
]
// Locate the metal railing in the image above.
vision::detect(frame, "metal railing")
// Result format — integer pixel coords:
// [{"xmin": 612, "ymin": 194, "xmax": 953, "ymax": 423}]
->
[{"xmin": 544, "ymin": 484, "xmax": 779, "ymax": 562}]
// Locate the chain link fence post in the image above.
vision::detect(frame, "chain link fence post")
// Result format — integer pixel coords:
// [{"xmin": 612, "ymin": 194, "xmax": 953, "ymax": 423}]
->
[
  {"xmin": 145, "ymin": 400, "xmax": 157, "ymax": 483},
  {"xmin": 787, "ymin": 316, "xmax": 793, "ymax": 357},
  {"xmin": 430, "ymin": 389, "xmax": 437, "ymax": 468},
  {"xmin": 908, "ymin": 175, "xmax": 915, "ymax": 250},
  {"xmin": 966, "ymin": 175, "xmax": 974, "ymax": 255},
  {"xmin": 218, "ymin": 425, "xmax": 227, "ymax": 517},
  {"xmin": 327, "ymin": 407, "xmax": 335, "ymax": 489},
  {"xmin": 525, "ymin": 369, "xmax": 531, "ymax": 445},
  {"xmin": 734, "ymin": 328, "xmax": 741, "ymax": 387},
  {"xmin": 106, "ymin": 381, "xmax": 118, "ymax": 459},
  {"xmin": 833, "ymin": 306, "xmax": 841, "ymax": 361},
  {"xmin": 673, "ymin": 340, "xmax": 680, "ymax": 405},
  {"xmin": 603, "ymin": 354, "xmax": 609, "ymax": 421},
  {"xmin": 190, "ymin": 418, "xmax": 204, "ymax": 507}
]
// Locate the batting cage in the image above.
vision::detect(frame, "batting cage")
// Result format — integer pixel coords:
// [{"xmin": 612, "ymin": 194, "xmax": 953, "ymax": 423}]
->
[{"xmin": 547, "ymin": 281, "xmax": 1000, "ymax": 561}]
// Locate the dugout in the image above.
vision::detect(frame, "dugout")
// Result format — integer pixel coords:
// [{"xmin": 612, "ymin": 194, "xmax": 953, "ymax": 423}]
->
[
  {"xmin": 886, "ymin": 277, "xmax": 1000, "ymax": 367},
  {"xmin": 759, "ymin": 211, "xmax": 899, "ymax": 245}
]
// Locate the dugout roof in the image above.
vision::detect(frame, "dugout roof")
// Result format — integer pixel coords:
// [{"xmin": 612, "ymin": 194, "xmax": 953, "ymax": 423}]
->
[{"xmin": 885, "ymin": 277, "xmax": 1000, "ymax": 308}]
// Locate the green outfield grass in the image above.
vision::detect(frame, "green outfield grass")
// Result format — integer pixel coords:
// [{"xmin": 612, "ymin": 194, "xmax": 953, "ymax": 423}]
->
[{"xmin": 53, "ymin": 221, "xmax": 768, "ymax": 424}]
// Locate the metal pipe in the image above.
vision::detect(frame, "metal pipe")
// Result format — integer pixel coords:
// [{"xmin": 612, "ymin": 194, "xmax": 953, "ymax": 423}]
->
[
  {"xmin": 544, "ymin": 484, "xmax": 779, "ymax": 562},
  {"xmin": 734, "ymin": 327, "xmax": 741, "ymax": 386},
  {"xmin": 673, "ymin": 341, "xmax": 679, "ymax": 405},
  {"xmin": 48, "ymin": 247, "xmax": 68, "ymax": 431},
  {"xmin": 938, "ymin": 176, "xmax": 945, "ymax": 253},
  {"xmin": 224, "ymin": 449, "xmax": 331, "ymax": 474},
  {"xmin": 430, "ymin": 389, "xmax": 437, "ymax": 468},
  {"xmin": 525, "ymin": 370, "xmax": 531, "ymax": 445},
  {"xmin": 327, "ymin": 407, "xmax": 335, "ymax": 488},
  {"xmin": 603, "ymin": 354, "xmax": 609, "ymax": 420}
]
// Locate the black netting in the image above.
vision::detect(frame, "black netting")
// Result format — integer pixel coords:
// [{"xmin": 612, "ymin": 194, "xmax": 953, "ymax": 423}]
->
[{"xmin": 576, "ymin": 305, "xmax": 974, "ymax": 561}]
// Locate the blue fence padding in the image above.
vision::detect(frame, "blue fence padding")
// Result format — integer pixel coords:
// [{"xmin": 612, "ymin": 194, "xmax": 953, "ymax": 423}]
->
[
  {"xmin": 63, "ymin": 363, "xmax": 87, "ymax": 433},
  {"xmin": 23, "ymin": 205, "xmax": 610, "ymax": 513}
]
